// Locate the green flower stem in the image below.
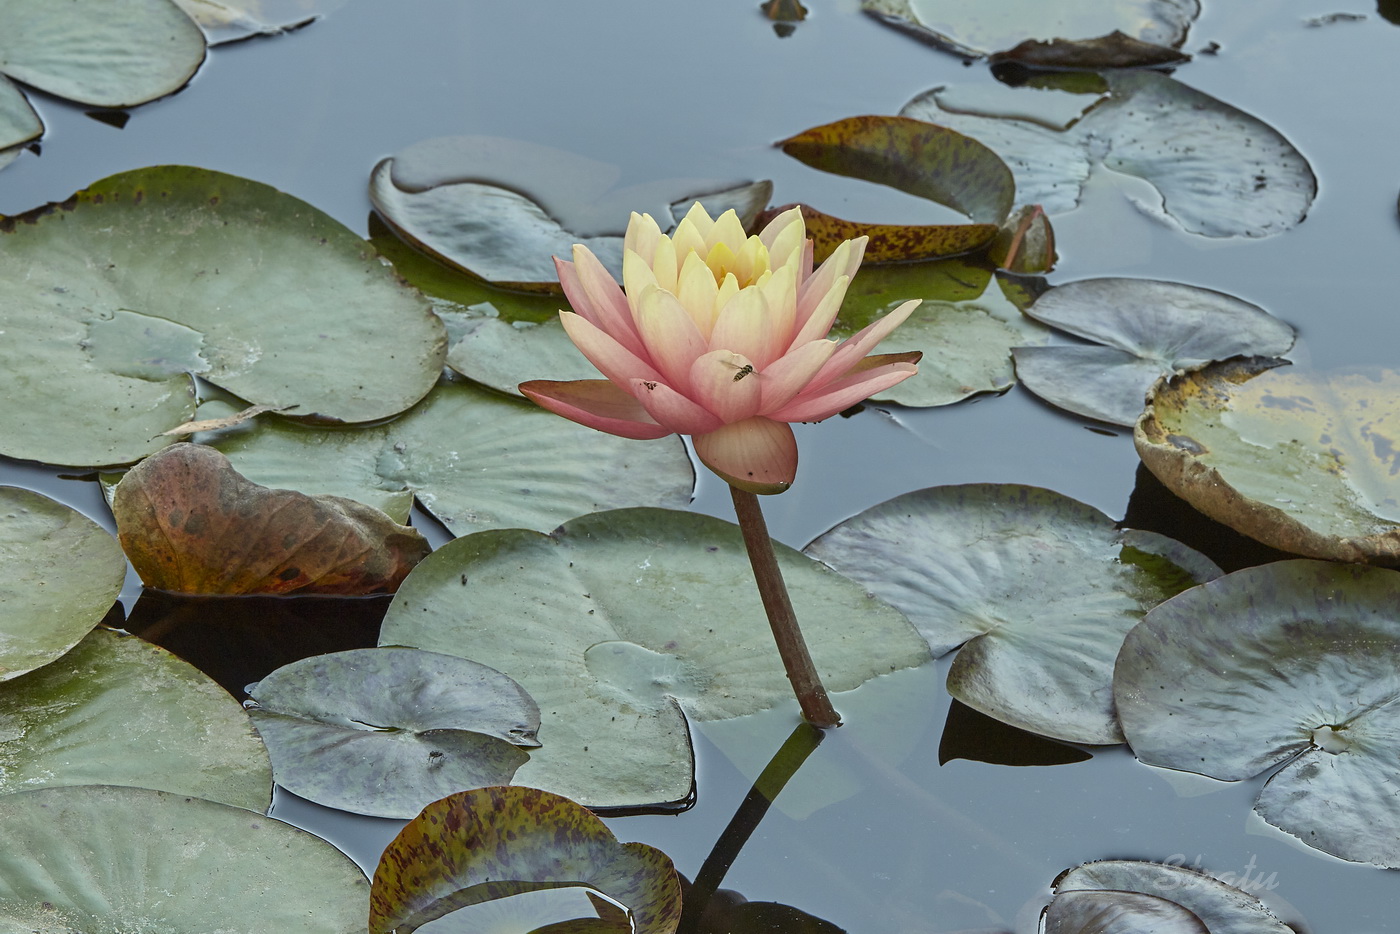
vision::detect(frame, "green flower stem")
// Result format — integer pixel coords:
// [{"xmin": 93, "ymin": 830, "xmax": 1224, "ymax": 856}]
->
[{"xmin": 729, "ymin": 486, "xmax": 841, "ymax": 728}]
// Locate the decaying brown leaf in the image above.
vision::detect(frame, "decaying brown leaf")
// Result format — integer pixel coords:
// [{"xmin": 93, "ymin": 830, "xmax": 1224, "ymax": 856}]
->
[
  {"xmin": 989, "ymin": 31, "xmax": 1190, "ymax": 71},
  {"xmin": 753, "ymin": 202, "xmax": 997, "ymax": 264},
  {"xmin": 159, "ymin": 404, "xmax": 296, "ymax": 437}
]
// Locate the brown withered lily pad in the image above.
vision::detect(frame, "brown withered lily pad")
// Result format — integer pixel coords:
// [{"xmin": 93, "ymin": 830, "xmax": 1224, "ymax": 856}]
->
[
  {"xmin": 989, "ymin": 31, "xmax": 1191, "ymax": 71},
  {"xmin": 753, "ymin": 202, "xmax": 997, "ymax": 264},
  {"xmin": 112, "ymin": 443, "xmax": 429, "ymax": 594}
]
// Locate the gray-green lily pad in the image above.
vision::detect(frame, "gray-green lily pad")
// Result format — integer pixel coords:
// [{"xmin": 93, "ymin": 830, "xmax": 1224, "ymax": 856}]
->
[
  {"xmin": 380, "ymin": 508, "xmax": 931, "ymax": 808},
  {"xmin": 1014, "ymin": 278, "xmax": 1296, "ymax": 426},
  {"xmin": 0, "ymin": 75, "xmax": 41, "ymax": 153},
  {"xmin": 862, "ymin": 0, "xmax": 1198, "ymax": 59},
  {"xmin": 0, "ymin": 784, "xmax": 368, "ymax": 933},
  {"xmin": 0, "ymin": 627, "xmax": 272, "ymax": 811},
  {"xmin": 208, "ymin": 377, "xmax": 693, "ymax": 535},
  {"xmin": 902, "ymin": 72, "xmax": 1315, "ymax": 238},
  {"xmin": 446, "ymin": 313, "xmax": 602, "ymax": 397},
  {"xmin": 1115, "ymin": 559, "xmax": 1400, "ymax": 867},
  {"xmin": 247, "ymin": 647, "xmax": 539, "ymax": 819},
  {"xmin": 804, "ymin": 484, "xmax": 1220, "ymax": 743},
  {"xmin": 0, "ymin": 487, "xmax": 126, "ymax": 681},
  {"xmin": 1051, "ymin": 860, "xmax": 1292, "ymax": 933},
  {"xmin": 1135, "ymin": 360, "xmax": 1400, "ymax": 565},
  {"xmin": 0, "ymin": 165, "xmax": 446, "ymax": 467},
  {"xmin": 172, "ymin": 0, "xmax": 343, "ymax": 43},
  {"xmin": 1045, "ymin": 890, "xmax": 1208, "ymax": 933}
]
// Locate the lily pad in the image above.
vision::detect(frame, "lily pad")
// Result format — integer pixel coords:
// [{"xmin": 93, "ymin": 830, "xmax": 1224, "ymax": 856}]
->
[
  {"xmin": 1014, "ymin": 278, "xmax": 1296, "ymax": 426},
  {"xmin": 247, "ymin": 647, "xmax": 539, "ymax": 819},
  {"xmin": 0, "ymin": 165, "xmax": 446, "ymax": 466},
  {"xmin": 112, "ymin": 442, "xmax": 430, "ymax": 595},
  {"xmin": 902, "ymin": 72, "xmax": 1316, "ymax": 238},
  {"xmin": 208, "ymin": 377, "xmax": 694, "ymax": 535},
  {"xmin": 0, "ymin": 487, "xmax": 126, "ymax": 681},
  {"xmin": 1115, "ymin": 559, "xmax": 1400, "ymax": 867},
  {"xmin": 804, "ymin": 484, "xmax": 1220, "ymax": 743},
  {"xmin": 0, "ymin": 627, "xmax": 272, "ymax": 811},
  {"xmin": 1134, "ymin": 360, "xmax": 1400, "ymax": 565},
  {"xmin": 1045, "ymin": 891, "xmax": 1207, "ymax": 934},
  {"xmin": 0, "ymin": 784, "xmax": 368, "ymax": 933},
  {"xmin": 861, "ymin": 0, "xmax": 1198, "ymax": 59},
  {"xmin": 172, "ymin": 0, "xmax": 342, "ymax": 43},
  {"xmin": 370, "ymin": 785, "xmax": 681, "ymax": 934},
  {"xmin": 755, "ymin": 202, "xmax": 998, "ymax": 264},
  {"xmin": 1050, "ymin": 860, "xmax": 1292, "ymax": 933},
  {"xmin": 0, "ymin": 75, "xmax": 42, "ymax": 152},
  {"xmin": 380, "ymin": 508, "xmax": 930, "ymax": 807}
]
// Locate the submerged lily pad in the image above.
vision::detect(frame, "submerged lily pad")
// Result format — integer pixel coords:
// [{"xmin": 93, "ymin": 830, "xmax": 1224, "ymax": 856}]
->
[
  {"xmin": 804, "ymin": 484, "xmax": 1220, "ymax": 743},
  {"xmin": 370, "ymin": 785, "xmax": 681, "ymax": 934},
  {"xmin": 0, "ymin": 166, "xmax": 446, "ymax": 466},
  {"xmin": 0, "ymin": 784, "xmax": 367, "ymax": 933},
  {"xmin": 1014, "ymin": 278, "xmax": 1296, "ymax": 426},
  {"xmin": 172, "ymin": 0, "xmax": 342, "ymax": 43},
  {"xmin": 248, "ymin": 647, "xmax": 539, "ymax": 819},
  {"xmin": 1050, "ymin": 860, "xmax": 1292, "ymax": 933},
  {"xmin": 1135, "ymin": 360, "xmax": 1400, "ymax": 565},
  {"xmin": 1115, "ymin": 560, "xmax": 1400, "ymax": 867},
  {"xmin": 903, "ymin": 73, "xmax": 1316, "ymax": 238},
  {"xmin": 380, "ymin": 508, "xmax": 930, "ymax": 807},
  {"xmin": 0, "ymin": 627, "xmax": 272, "ymax": 810},
  {"xmin": 0, "ymin": 487, "xmax": 126, "ymax": 681}
]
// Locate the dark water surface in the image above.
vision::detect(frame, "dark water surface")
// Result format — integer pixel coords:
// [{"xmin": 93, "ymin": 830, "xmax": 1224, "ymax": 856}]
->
[{"xmin": 3, "ymin": 2, "xmax": 1399, "ymax": 931}]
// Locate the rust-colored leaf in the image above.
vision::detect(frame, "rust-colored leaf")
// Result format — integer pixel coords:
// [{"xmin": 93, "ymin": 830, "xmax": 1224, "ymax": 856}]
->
[
  {"xmin": 754, "ymin": 202, "xmax": 996, "ymax": 264},
  {"xmin": 112, "ymin": 443, "xmax": 429, "ymax": 595}
]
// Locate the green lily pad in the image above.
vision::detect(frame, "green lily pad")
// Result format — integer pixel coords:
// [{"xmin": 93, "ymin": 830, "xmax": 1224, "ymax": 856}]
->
[
  {"xmin": 902, "ymin": 72, "xmax": 1316, "ymax": 238},
  {"xmin": 1014, "ymin": 278, "xmax": 1296, "ymax": 426},
  {"xmin": 370, "ymin": 785, "xmax": 681, "ymax": 934},
  {"xmin": 0, "ymin": 0, "xmax": 206, "ymax": 108},
  {"xmin": 0, "ymin": 487, "xmax": 126, "ymax": 681},
  {"xmin": 0, "ymin": 165, "xmax": 446, "ymax": 467},
  {"xmin": 861, "ymin": 0, "xmax": 1198, "ymax": 59},
  {"xmin": 208, "ymin": 377, "xmax": 693, "ymax": 536},
  {"xmin": 380, "ymin": 508, "xmax": 930, "ymax": 807},
  {"xmin": 0, "ymin": 74, "xmax": 42, "ymax": 153},
  {"xmin": 0, "ymin": 627, "xmax": 272, "ymax": 811},
  {"xmin": 804, "ymin": 484, "xmax": 1220, "ymax": 743},
  {"xmin": 1134, "ymin": 360, "xmax": 1400, "ymax": 565},
  {"xmin": 1115, "ymin": 559, "xmax": 1400, "ymax": 867},
  {"xmin": 1050, "ymin": 860, "xmax": 1292, "ymax": 933},
  {"xmin": 446, "ymin": 314, "xmax": 602, "ymax": 397},
  {"xmin": 247, "ymin": 647, "xmax": 539, "ymax": 819},
  {"xmin": 0, "ymin": 784, "xmax": 368, "ymax": 933}
]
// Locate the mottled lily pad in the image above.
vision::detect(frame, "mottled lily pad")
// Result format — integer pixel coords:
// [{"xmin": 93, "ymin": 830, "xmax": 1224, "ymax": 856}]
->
[
  {"xmin": 902, "ymin": 73, "xmax": 1316, "ymax": 238},
  {"xmin": 755, "ymin": 202, "xmax": 998, "ymax": 264},
  {"xmin": 1134, "ymin": 360, "xmax": 1400, "ymax": 565},
  {"xmin": 804, "ymin": 484, "xmax": 1220, "ymax": 743},
  {"xmin": 1050, "ymin": 860, "xmax": 1292, "ymax": 933},
  {"xmin": 248, "ymin": 647, "xmax": 538, "ymax": 819},
  {"xmin": 0, "ymin": 166, "xmax": 446, "ymax": 466},
  {"xmin": 0, "ymin": 784, "xmax": 367, "ymax": 933},
  {"xmin": 0, "ymin": 487, "xmax": 126, "ymax": 681},
  {"xmin": 370, "ymin": 785, "xmax": 681, "ymax": 934},
  {"xmin": 112, "ymin": 443, "xmax": 430, "ymax": 595},
  {"xmin": 380, "ymin": 508, "xmax": 930, "ymax": 807},
  {"xmin": 1115, "ymin": 560, "xmax": 1400, "ymax": 867},
  {"xmin": 1014, "ymin": 278, "xmax": 1296, "ymax": 426},
  {"xmin": 0, "ymin": 627, "xmax": 272, "ymax": 811}
]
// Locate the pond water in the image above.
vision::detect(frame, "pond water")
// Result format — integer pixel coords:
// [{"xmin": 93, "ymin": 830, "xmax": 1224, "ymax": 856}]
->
[{"xmin": 2, "ymin": 1, "xmax": 1399, "ymax": 931}]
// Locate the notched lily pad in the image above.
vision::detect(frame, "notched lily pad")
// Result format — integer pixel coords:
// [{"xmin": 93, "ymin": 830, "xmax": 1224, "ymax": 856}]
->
[
  {"xmin": 113, "ymin": 442, "xmax": 430, "ymax": 594},
  {"xmin": 370, "ymin": 785, "xmax": 681, "ymax": 934},
  {"xmin": 247, "ymin": 647, "xmax": 539, "ymax": 819},
  {"xmin": 1049, "ymin": 859, "xmax": 1292, "ymax": 933},
  {"xmin": 1116, "ymin": 560, "xmax": 1400, "ymax": 867},
  {"xmin": 0, "ymin": 487, "xmax": 126, "ymax": 681},
  {"xmin": 804, "ymin": 484, "xmax": 1220, "ymax": 743},
  {"xmin": 1135, "ymin": 360, "xmax": 1400, "ymax": 565},
  {"xmin": 1014, "ymin": 278, "xmax": 1296, "ymax": 426}
]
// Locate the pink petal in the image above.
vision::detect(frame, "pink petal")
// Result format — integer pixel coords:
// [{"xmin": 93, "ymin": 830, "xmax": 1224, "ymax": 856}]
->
[
  {"xmin": 807, "ymin": 298, "xmax": 919, "ymax": 391},
  {"xmin": 788, "ymin": 272, "xmax": 851, "ymax": 350},
  {"xmin": 635, "ymin": 286, "xmax": 710, "ymax": 393},
  {"xmin": 519, "ymin": 379, "xmax": 673, "ymax": 439},
  {"xmin": 692, "ymin": 417, "xmax": 798, "ymax": 495},
  {"xmin": 757, "ymin": 339, "xmax": 837, "ymax": 413},
  {"xmin": 560, "ymin": 312, "xmax": 662, "ymax": 385},
  {"xmin": 560, "ymin": 248, "xmax": 645, "ymax": 357},
  {"xmin": 689, "ymin": 350, "xmax": 762, "ymax": 424},
  {"xmin": 628, "ymin": 377, "xmax": 726, "ymax": 435},
  {"xmin": 794, "ymin": 237, "xmax": 865, "ymax": 334},
  {"xmin": 768, "ymin": 353, "xmax": 921, "ymax": 422}
]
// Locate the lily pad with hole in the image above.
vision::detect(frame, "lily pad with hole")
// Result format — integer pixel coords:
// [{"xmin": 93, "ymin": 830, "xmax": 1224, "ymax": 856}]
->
[
  {"xmin": 0, "ymin": 627, "xmax": 272, "ymax": 810},
  {"xmin": 1135, "ymin": 360, "xmax": 1400, "ymax": 565},
  {"xmin": 804, "ymin": 484, "xmax": 1220, "ymax": 743},
  {"xmin": 380, "ymin": 508, "xmax": 930, "ymax": 807},
  {"xmin": 1115, "ymin": 559, "xmax": 1400, "ymax": 867},
  {"xmin": 371, "ymin": 785, "xmax": 681, "ymax": 934},
  {"xmin": 0, "ymin": 784, "xmax": 367, "ymax": 933},
  {"xmin": 0, "ymin": 487, "xmax": 126, "ymax": 681},
  {"xmin": 247, "ymin": 647, "xmax": 539, "ymax": 819},
  {"xmin": 902, "ymin": 72, "xmax": 1315, "ymax": 238},
  {"xmin": 1049, "ymin": 860, "xmax": 1292, "ymax": 933},
  {"xmin": 0, "ymin": 165, "xmax": 446, "ymax": 467},
  {"xmin": 1013, "ymin": 278, "xmax": 1296, "ymax": 426}
]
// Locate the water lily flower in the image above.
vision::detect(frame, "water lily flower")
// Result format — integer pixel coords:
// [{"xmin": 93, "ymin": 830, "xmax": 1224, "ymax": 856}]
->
[{"xmin": 519, "ymin": 204, "xmax": 920, "ymax": 493}]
